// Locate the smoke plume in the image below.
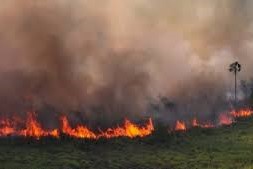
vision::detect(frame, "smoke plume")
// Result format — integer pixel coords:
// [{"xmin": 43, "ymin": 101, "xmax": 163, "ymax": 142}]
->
[{"xmin": 0, "ymin": 0, "xmax": 252, "ymax": 125}]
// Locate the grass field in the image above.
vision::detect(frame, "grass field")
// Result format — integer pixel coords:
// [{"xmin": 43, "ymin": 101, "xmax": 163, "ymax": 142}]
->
[{"xmin": 1, "ymin": 117, "xmax": 253, "ymax": 169}]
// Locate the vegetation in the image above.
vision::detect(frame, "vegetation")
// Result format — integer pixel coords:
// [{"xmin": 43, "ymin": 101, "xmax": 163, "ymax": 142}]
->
[{"xmin": 0, "ymin": 117, "xmax": 253, "ymax": 169}]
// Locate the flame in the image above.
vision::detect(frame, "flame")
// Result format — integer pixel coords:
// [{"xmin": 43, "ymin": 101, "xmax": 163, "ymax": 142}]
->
[
  {"xmin": 60, "ymin": 116, "xmax": 154, "ymax": 139},
  {"xmin": 188, "ymin": 109, "xmax": 253, "ymax": 131},
  {"xmin": 192, "ymin": 118, "xmax": 198, "ymax": 127},
  {"xmin": 56, "ymin": 115, "xmax": 155, "ymax": 139},
  {"xmin": 99, "ymin": 118, "xmax": 154, "ymax": 138},
  {"xmin": 0, "ymin": 109, "xmax": 252, "ymax": 139},
  {"xmin": 0, "ymin": 114, "xmax": 154, "ymax": 139},
  {"xmin": 191, "ymin": 118, "xmax": 215, "ymax": 129},
  {"xmin": 20, "ymin": 113, "xmax": 59, "ymax": 139},
  {"xmin": 200, "ymin": 123, "xmax": 215, "ymax": 128},
  {"xmin": 219, "ymin": 114, "xmax": 233, "ymax": 125},
  {"xmin": 0, "ymin": 119, "xmax": 15, "ymax": 136},
  {"xmin": 230, "ymin": 109, "xmax": 253, "ymax": 118},
  {"xmin": 49, "ymin": 129, "xmax": 60, "ymax": 138},
  {"xmin": 20, "ymin": 113, "xmax": 48, "ymax": 138},
  {"xmin": 0, "ymin": 113, "xmax": 59, "ymax": 139},
  {"xmin": 61, "ymin": 116, "xmax": 96, "ymax": 139},
  {"xmin": 175, "ymin": 120, "xmax": 186, "ymax": 131}
]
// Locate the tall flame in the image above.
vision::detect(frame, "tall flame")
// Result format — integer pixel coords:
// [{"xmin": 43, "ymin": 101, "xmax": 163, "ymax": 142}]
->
[
  {"xmin": 0, "ymin": 113, "xmax": 59, "ymax": 139},
  {"xmin": 61, "ymin": 116, "xmax": 97, "ymax": 139},
  {"xmin": 20, "ymin": 113, "xmax": 59, "ymax": 139}
]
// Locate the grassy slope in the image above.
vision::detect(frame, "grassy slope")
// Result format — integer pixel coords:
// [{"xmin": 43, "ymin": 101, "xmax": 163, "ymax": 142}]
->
[{"xmin": 1, "ymin": 118, "xmax": 253, "ymax": 169}]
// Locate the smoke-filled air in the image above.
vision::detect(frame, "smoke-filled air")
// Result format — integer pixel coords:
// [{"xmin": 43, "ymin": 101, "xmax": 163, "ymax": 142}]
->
[{"xmin": 0, "ymin": 0, "xmax": 252, "ymax": 126}]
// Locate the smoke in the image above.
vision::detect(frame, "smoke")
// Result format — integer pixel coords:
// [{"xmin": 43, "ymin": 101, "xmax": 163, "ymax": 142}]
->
[{"xmin": 0, "ymin": 0, "xmax": 252, "ymax": 125}]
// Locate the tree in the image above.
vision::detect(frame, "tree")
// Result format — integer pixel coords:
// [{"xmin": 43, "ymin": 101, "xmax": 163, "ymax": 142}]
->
[{"xmin": 229, "ymin": 61, "xmax": 241, "ymax": 107}]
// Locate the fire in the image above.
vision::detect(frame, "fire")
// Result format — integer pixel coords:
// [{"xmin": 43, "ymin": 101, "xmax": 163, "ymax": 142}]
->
[
  {"xmin": 186, "ymin": 109, "xmax": 253, "ymax": 131},
  {"xmin": 49, "ymin": 129, "xmax": 60, "ymax": 138},
  {"xmin": 0, "ymin": 113, "xmax": 154, "ymax": 139},
  {"xmin": 191, "ymin": 118, "xmax": 215, "ymax": 129},
  {"xmin": 60, "ymin": 116, "xmax": 154, "ymax": 139},
  {"xmin": 20, "ymin": 113, "xmax": 53, "ymax": 138},
  {"xmin": 0, "ymin": 108, "xmax": 252, "ymax": 139},
  {"xmin": 20, "ymin": 113, "xmax": 47, "ymax": 138},
  {"xmin": 192, "ymin": 118, "xmax": 198, "ymax": 127},
  {"xmin": 0, "ymin": 119, "xmax": 15, "ymax": 136},
  {"xmin": 99, "ymin": 118, "xmax": 154, "ymax": 138},
  {"xmin": 230, "ymin": 109, "xmax": 253, "ymax": 118},
  {"xmin": 0, "ymin": 113, "xmax": 59, "ymax": 138},
  {"xmin": 219, "ymin": 114, "xmax": 233, "ymax": 125},
  {"xmin": 175, "ymin": 120, "xmax": 186, "ymax": 131},
  {"xmin": 200, "ymin": 123, "xmax": 215, "ymax": 129},
  {"xmin": 61, "ymin": 116, "xmax": 96, "ymax": 139}
]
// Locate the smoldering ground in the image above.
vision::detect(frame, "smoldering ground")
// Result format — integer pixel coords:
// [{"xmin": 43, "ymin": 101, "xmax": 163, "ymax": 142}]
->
[{"xmin": 0, "ymin": 0, "xmax": 252, "ymax": 127}]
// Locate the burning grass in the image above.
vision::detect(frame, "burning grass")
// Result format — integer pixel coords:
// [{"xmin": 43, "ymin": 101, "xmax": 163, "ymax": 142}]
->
[
  {"xmin": 0, "ymin": 109, "xmax": 252, "ymax": 169},
  {"xmin": 172, "ymin": 109, "xmax": 252, "ymax": 132},
  {"xmin": 0, "ymin": 109, "xmax": 252, "ymax": 140},
  {"xmin": 0, "ymin": 113, "xmax": 154, "ymax": 139},
  {"xmin": 1, "ymin": 115, "xmax": 253, "ymax": 169}
]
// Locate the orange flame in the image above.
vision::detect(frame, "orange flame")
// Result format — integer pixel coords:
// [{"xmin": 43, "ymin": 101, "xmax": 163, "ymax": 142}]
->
[
  {"xmin": 61, "ymin": 116, "xmax": 96, "ymax": 139},
  {"xmin": 0, "ymin": 113, "xmax": 59, "ymax": 139},
  {"xmin": 175, "ymin": 120, "xmax": 186, "ymax": 131},
  {"xmin": 20, "ymin": 113, "xmax": 59, "ymax": 139},
  {"xmin": 0, "ymin": 113, "xmax": 154, "ymax": 139},
  {"xmin": 99, "ymin": 118, "xmax": 154, "ymax": 138},
  {"xmin": 0, "ymin": 109, "xmax": 252, "ymax": 139},
  {"xmin": 231, "ymin": 109, "xmax": 253, "ymax": 118},
  {"xmin": 0, "ymin": 119, "xmax": 15, "ymax": 136}
]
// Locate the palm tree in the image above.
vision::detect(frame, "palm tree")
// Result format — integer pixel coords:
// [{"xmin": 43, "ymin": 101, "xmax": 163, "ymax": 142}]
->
[{"xmin": 229, "ymin": 61, "xmax": 241, "ymax": 107}]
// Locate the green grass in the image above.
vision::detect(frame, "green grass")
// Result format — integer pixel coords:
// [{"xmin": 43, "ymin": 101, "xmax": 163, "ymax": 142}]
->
[{"xmin": 1, "ymin": 118, "xmax": 253, "ymax": 169}]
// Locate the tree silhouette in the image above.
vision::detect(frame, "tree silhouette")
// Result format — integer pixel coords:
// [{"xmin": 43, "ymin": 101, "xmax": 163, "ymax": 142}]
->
[{"xmin": 229, "ymin": 61, "xmax": 241, "ymax": 108}]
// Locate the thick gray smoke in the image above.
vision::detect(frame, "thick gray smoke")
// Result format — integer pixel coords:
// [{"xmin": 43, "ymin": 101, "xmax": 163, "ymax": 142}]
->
[{"xmin": 0, "ymin": 0, "xmax": 252, "ymax": 124}]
